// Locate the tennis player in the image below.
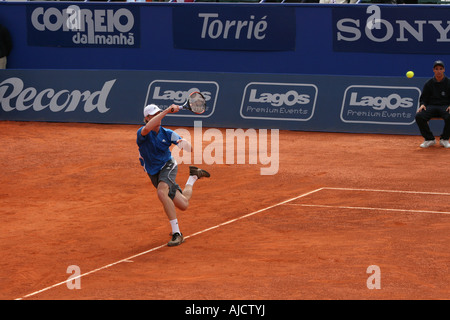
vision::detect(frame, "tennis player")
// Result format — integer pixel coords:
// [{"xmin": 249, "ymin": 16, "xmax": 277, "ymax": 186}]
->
[{"xmin": 137, "ymin": 103, "xmax": 210, "ymax": 246}]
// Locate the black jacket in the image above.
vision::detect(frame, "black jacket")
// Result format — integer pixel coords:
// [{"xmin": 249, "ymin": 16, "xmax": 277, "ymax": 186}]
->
[{"xmin": 419, "ymin": 76, "xmax": 450, "ymax": 107}]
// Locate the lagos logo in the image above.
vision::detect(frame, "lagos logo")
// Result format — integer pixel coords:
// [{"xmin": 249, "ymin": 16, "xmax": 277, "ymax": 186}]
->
[
  {"xmin": 340, "ymin": 85, "xmax": 421, "ymax": 125},
  {"xmin": 145, "ymin": 80, "xmax": 218, "ymax": 118},
  {"xmin": 240, "ymin": 82, "xmax": 317, "ymax": 121}
]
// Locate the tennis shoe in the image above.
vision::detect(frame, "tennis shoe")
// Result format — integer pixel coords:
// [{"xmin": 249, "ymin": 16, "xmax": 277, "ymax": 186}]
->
[
  {"xmin": 189, "ymin": 166, "xmax": 210, "ymax": 179},
  {"xmin": 168, "ymin": 232, "xmax": 184, "ymax": 247},
  {"xmin": 420, "ymin": 140, "xmax": 436, "ymax": 148},
  {"xmin": 440, "ymin": 139, "xmax": 450, "ymax": 148}
]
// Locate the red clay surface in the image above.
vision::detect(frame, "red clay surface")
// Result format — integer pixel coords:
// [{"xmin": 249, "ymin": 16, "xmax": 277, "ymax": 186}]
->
[{"xmin": 1, "ymin": 121, "xmax": 449, "ymax": 300}]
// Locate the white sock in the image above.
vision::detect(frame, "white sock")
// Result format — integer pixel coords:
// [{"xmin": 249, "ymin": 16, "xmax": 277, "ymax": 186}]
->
[
  {"xmin": 170, "ymin": 219, "xmax": 181, "ymax": 235},
  {"xmin": 186, "ymin": 175, "xmax": 198, "ymax": 186}
]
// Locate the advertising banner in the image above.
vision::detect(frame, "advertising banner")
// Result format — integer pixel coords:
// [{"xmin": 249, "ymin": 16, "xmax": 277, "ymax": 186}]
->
[
  {"xmin": 340, "ymin": 85, "xmax": 421, "ymax": 125},
  {"xmin": 333, "ymin": 6, "xmax": 450, "ymax": 54},
  {"xmin": 0, "ymin": 69, "xmax": 429, "ymax": 136},
  {"xmin": 240, "ymin": 82, "xmax": 317, "ymax": 121},
  {"xmin": 172, "ymin": 6, "xmax": 295, "ymax": 51},
  {"xmin": 144, "ymin": 80, "xmax": 219, "ymax": 118},
  {"xmin": 2, "ymin": 2, "xmax": 450, "ymax": 77},
  {"xmin": 26, "ymin": 3, "xmax": 140, "ymax": 48}
]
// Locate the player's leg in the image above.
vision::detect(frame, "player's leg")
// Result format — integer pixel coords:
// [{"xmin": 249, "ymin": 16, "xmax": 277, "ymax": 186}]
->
[
  {"xmin": 170, "ymin": 178, "xmax": 196, "ymax": 211},
  {"xmin": 148, "ymin": 161, "xmax": 185, "ymax": 246},
  {"xmin": 172, "ymin": 166, "xmax": 210, "ymax": 211},
  {"xmin": 156, "ymin": 181, "xmax": 185, "ymax": 246},
  {"xmin": 156, "ymin": 181, "xmax": 177, "ymax": 221},
  {"xmin": 157, "ymin": 164, "xmax": 210, "ymax": 246},
  {"xmin": 173, "ymin": 189, "xmax": 190, "ymax": 211}
]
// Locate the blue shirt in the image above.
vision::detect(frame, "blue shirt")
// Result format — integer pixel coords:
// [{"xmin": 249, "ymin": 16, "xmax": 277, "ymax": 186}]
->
[{"xmin": 137, "ymin": 126, "xmax": 181, "ymax": 175}]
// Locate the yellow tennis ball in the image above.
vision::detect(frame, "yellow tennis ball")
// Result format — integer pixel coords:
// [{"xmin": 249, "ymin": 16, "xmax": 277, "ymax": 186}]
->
[{"xmin": 406, "ymin": 71, "xmax": 414, "ymax": 78}]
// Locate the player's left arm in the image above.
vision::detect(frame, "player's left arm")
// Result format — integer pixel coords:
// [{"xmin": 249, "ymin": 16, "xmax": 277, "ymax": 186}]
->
[
  {"xmin": 176, "ymin": 139, "xmax": 192, "ymax": 152},
  {"xmin": 169, "ymin": 130, "xmax": 192, "ymax": 152}
]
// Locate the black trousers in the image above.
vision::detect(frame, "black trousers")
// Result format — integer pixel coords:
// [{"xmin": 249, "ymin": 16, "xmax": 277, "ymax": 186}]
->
[{"xmin": 415, "ymin": 105, "xmax": 450, "ymax": 140}]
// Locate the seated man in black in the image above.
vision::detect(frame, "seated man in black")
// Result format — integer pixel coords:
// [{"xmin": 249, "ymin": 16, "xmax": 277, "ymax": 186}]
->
[{"xmin": 415, "ymin": 60, "xmax": 450, "ymax": 148}]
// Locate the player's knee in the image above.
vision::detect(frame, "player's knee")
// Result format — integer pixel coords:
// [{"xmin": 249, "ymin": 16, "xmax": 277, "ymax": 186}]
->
[
  {"xmin": 178, "ymin": 200, "xmax": 189, "ymax": 211},
  {"xmin": 157, "ymin": 186, "xmax": 170, "ymax": 202},
  {"xmin": 174, "ymin": 192, "xmax": 189, "ymax": 211}
]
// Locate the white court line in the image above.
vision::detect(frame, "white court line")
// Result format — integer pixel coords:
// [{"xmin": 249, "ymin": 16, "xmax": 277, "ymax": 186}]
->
[
  {"xmin": 15, "ymin": 187, "xmax": 324, "ymax": 300},
  {"xmin": 322, "ymin": 187, "xmax": 450, "ymax": 196},
  {"xmin": 287, "ymin": 187, "xmax": 450, "ymax": 215},
  {"xmin": 285, "ymin": 203, "xmax": 450, "ymax": 216}
]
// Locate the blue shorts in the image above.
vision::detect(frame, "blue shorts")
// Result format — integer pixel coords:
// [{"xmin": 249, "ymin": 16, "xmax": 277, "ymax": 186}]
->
[{"xmin": 149, "ymin": 159, "xmax": 182, "ymax": 200}]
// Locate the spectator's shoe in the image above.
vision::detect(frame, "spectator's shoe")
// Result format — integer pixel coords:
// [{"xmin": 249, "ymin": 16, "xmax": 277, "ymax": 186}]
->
[
  {"xmin": 189, "ymin": 166, "xmax": 210, "ymax": 179},
  {"xmin": 440, "ymin": 139, "xmax": 450, "ymax": 148},
  {"xmin": 420, "ymin": 140, "xmax": 436, "ymax": 148},
  {"xmin": 168, "ymin": 232, "xmax": 184, "ymax": 247}
]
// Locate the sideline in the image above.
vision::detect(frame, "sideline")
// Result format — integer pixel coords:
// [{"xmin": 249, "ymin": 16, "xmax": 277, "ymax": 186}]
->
[{"xmin": 15, "ymin": 187, "xmax": 325, "ymax": 300}]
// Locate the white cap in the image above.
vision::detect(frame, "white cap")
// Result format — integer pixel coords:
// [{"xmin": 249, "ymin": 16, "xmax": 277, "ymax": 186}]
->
[{"xmin": 143, "ymin": 104, "xmax": 161, "ymax": 117}]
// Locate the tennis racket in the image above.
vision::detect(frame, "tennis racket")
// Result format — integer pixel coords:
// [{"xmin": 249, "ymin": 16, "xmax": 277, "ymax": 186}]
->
[{"xmin": 171, "ymin": 91, "xmax": 206, "ymax": 114}]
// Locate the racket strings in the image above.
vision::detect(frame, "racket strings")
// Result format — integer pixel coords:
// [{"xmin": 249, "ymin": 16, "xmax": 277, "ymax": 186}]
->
[{"xmin": 189, "ymin": 93, "xmax": 206, "ymax": 113}]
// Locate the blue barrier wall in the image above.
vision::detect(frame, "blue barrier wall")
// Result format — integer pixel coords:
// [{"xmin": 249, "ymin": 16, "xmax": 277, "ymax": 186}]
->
[
  {"xmin": 1, "ymin": 2, "xmax": 450, "ymax": 77},
  {"xmin": 1, "ymin": 69, "xmax": 444, "ymax": 135},
  {"xmin": 0, "ymin": 2, "xmax": 449, "ymax": 136}
]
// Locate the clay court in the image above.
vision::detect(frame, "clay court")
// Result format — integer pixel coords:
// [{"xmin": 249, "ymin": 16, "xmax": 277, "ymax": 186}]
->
[{"xmin": 1, "ymin": 120, "xmax": 449, "ymax": 300}]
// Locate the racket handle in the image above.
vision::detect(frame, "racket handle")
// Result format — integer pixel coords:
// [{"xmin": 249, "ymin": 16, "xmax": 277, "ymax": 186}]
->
[{"xmin": 170, "ymin": 105, "xmax": 183, "ymax": 112}]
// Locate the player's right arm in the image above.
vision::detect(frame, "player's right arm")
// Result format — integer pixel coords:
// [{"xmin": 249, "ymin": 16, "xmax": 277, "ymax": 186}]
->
[{"xmin": 141, "ymin": 105, "xmax": 179, "ymax": 136}]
